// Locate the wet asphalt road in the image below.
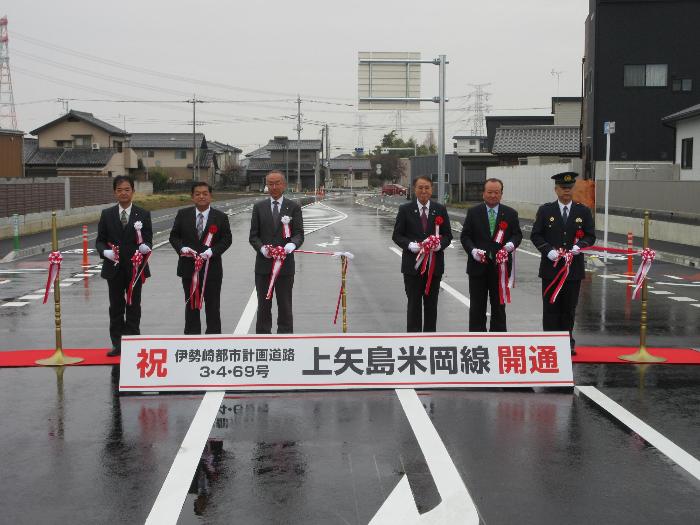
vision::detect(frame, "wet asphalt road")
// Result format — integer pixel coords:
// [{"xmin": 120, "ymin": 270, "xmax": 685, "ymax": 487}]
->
[{"xmin": 0, "ymin": 195, "xmax": 699, "ymax": 524}]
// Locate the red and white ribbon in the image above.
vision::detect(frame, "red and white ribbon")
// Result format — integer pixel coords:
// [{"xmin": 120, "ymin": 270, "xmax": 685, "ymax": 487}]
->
[
  {"xmin": 281, "ymin": 215, "xmax": 291, "ymax": 239},
  {"xmin": 127, "ymin": 251, "xmax": 145, "ymax": 305},
  {"xmin": 42, "ymin": 251, "xmax": 63, "ymax": 304},
  {"xmin": 413, "ymin": 234, "xmax": 441, "ymax": 296},
  {"xmin": 198, "ymin": 226, "xmax": 218, "ymax": 307},
  {"xmin": 188, "ymin": 255, "xmax": 205, "ymax": 310},
  {"xmin": 495, "ymin": 248, "xmax": 511, "ymax": 305},
  {"xmin": 543, "ymin": 249, "xmax": 573, "ymax": 304},
  {"xmin": 107, "ymin": 242, "xmax": 119, "ymax": 266},
  {"xmin": 134, "ymin": 220, "xmax": 143, "ymax": 245},
  {"xmin": 265, "ymin": 245, "xmax": 287, "ymax": 300},
  {"xmin": 632, "ymin": 248, "xmax": 655, "ymax": 299}
]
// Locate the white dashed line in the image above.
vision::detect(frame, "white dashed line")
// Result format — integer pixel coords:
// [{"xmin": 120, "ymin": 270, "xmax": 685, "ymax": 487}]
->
[
  {"xmin": 649, "ymin": 290, "xmax": 674, "ymax": 295},
  {"xmin": 614, "ymin": 279, "xmax": 634, "ymax": 284},
  {"xmin": 0, "ymin": 279, "xmax": 9, "ymax": 285},
  {"xmin": 669, "ymin": 297, "xmax": 696, "ymax": 302},
  {"xmin": 664, "ymin": 275, "xmax": 684, "ymax": 280},
  {"xmin": 18, "ymin": 295, "xmax": 44, "ymax": 300},
  {"xmin": 691, "ymin": 304, "xmax": 700, "ymax": 308},
  {"xmin": 2, "ymin": 302, "xmax": 28, "ymax": 307},
  {"xmin": 73, "ymin": 273, "xmax": 93, "ymax": 277},
  {"xmin": 59, "ymin": 282, "xmax": 73, "ymax": 288},
  {"xmin": 62, "ymin": 278, "xmax": 84, "ymax": 283}
]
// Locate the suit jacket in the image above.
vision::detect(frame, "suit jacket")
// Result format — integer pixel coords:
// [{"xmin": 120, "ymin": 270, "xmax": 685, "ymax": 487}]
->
[
  {"xmin": 530, "ymin": 201, "xmax": 595, "ymax": 281},
  {"xmin": 392, "ymin": 200, "xmax": 453, "ymax": 276},
  {"xmin": 460, "ymin": 203, "xmax": 523, "ymax": 276},
  {"xmin": 169, "ymin": 206, "xmax": 233, "ymax": 280},
  {"xmin": 249, "ymin": 197, "xmax": 304, "ymax": 275},
  {"xmin": 95, "ymin": 204, "xmax": 152, "ymax": 281}
]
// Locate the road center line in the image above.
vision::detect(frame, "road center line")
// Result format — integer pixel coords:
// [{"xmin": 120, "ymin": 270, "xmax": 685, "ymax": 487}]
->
[
  {"xmin": 145, "ymin": 289, "xmax": 257, "ymax": 525},
  {"xmin": 575, "ymin": 386, "xmax": 700, "ymax": 482}
]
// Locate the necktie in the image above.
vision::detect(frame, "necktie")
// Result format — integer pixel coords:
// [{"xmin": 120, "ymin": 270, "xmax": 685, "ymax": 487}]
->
[
  {"xmin": 420, "ymin": 206, "xmax": 428, "ymax": 232},
  {"xmin": 272, "ymin": 200, "xmax": 280, "ymax": 224},
  {"xmin": 562, "ymin": 205, "xmax": 569, "ymax": 223},
  {"xmin": 120, "ymin": 209, "xmax": 127, "ymax": 227},
  {"xmin": 488, "ymin": 207, "xmax": 496, "ymax": 236},
  {"xmin": 197, "ymin": 212, "xmax": 204, "ymax": 238}
]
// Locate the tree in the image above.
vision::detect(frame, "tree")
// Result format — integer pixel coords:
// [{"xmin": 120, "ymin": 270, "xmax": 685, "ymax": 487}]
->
[
  {"xmin": 218, "ymin": 163, "xmax": 244, "ymax": 189},
  {"xmin": 149, "ymin": 168, "xmax": 169, "ymax": 193}
]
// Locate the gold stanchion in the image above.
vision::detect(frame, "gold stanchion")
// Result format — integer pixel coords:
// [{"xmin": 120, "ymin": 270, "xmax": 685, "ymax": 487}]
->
[
  {"xmin": 341, "ymin": 255, "xmax": 348, "ymax": 333},
  {"xmin": 619, "ymin": 211, "xmax": 666, "ymax": 363},
  {"xmin": 36, "ymin": 212, "xmax": 84, "ymax": 366}
]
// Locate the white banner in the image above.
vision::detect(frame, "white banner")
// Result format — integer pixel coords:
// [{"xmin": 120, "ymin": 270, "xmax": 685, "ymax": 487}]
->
[{"xmin": 119, "ymin": 332, "xmax": 573, "ymax": 392}]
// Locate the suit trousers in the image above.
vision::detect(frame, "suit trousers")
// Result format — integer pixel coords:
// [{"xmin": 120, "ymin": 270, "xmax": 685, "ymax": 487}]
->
[
  {"xmin": 541, "ymin": 279, "xmax": 581, "ymax": 349},
  {"xmin": 255, "ymin": 273, "xmax": 294, "ymax": 334},
  {"xmin": 107, "ymin": 268, "xmax": 143, "ymax": 350},
  {"xmin": 404, "ymin": 273, "xmax": 442, "ymax": 332},
  {"xmin": 181, "ymin": 275, "xmax": 223, "ymax": 334},
  {"xmin": 468, "ymin": 265, "xmax": 507, "ymax": 332}
]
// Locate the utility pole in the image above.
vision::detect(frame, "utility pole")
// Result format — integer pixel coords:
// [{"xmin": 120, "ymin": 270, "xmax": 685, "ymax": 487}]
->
[
  {"xmin": 320, "ymin": 125, "xmax": 325, "ymax": 193},
  {"xmin": 189, "ymin": 95, "xmax": 203, "ymax": 182},
  {"xmin": 296, "ymin": 95, "xmax": 302, "ymax": 192},
  {"xmin": 325, "ymin": 123, "xmax": 331, "ymax": 189}
]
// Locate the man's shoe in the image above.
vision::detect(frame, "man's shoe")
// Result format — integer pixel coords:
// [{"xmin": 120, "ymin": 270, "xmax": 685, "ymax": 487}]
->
[{"xmin": 106, "ymin": 347, "xmax": 121, "ymax": 357}]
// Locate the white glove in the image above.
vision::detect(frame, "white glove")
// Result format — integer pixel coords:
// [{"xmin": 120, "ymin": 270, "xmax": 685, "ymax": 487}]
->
[
  {"xmin": 199, "ymin": 248, "xmax": 213, "ymax": 260},
  {"xmin": 504, "ymin": 242, "xmax": 515, "ymax": 253},
  {"xmin": 260, "ymin": 246, "xmax": 271, "ymax": 258},
  {"xmin": 431, "ymin": 243, "xmax": 441, "ymax": 252},
  {"xmin": 180, "ymin": 247, "xmax": 195, "ymax": 256},
  {"xmin": 284, "ymin": 243, "xmax": 296, "ymax": 254},
  {"xmin": 471, "ymin": 249, "xmax": 486, "ymax": 262},
  {"xmin": 408, "ymin": 242, "xmax": 420, "ymax": 254},
  {"xmin": 547, "ymin": 249, "xmax": 559, "ymax": 261},
  {"xmin": 138, "ymin": 243, "xmax": 151, "ymax": 255},
  {"xmin": 571, "ymin": 245, "xmax": 581, "ymax": 255},
  {"xmin": 103, "ymin": 249, "xmax": 116, "ymax": 262}
]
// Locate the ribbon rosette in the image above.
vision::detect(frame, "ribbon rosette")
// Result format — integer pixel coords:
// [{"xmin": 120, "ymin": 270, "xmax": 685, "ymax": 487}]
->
[
  {"xmin": 414, "ymin": 234, "xmax": 441, "ymax": 296},
  {"xmin": 495, "ymin": 248, "xmax": 511, "ymax": 305},
  {"xmin": 198, "ymin": 224, "xmax": 219, "ymax": 307},
  {"xmin": 494, "ymin": 220, "xmax": 508, "ymax": 244},
  {"xmin": 265, "ymin": 245, "xmax": 287, "ymax": 299},
  {"xmin": 131, "ymin": 220, "xmax": 152, "ymax": 288},
  {"xmin": 281, "ymin": 215, "xmax": 291, "ymax": 239},
  {"xmin": 543, "ymin": 248, "xmax": 574, "ymax": 303},
  {"xmin": 575, "ymin": 229, "xmax": 584, "ymax": 240},
  {"xmin": 632, "ymin": 247, "xmax": 655, "ymax": 300},
  {"xmin": 42, "ymin": 251, "xmax": 63, "ymax": 304}
]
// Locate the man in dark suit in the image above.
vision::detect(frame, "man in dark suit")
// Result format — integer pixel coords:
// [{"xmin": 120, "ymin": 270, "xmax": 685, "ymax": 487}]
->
[
  {"xmin": 460, "ymin": 178, "xmax": 523, "ymax": 332},
  {"xmin": 249, "ymin": 170, "xmax": 304, "ymax": 334},
  {"xmin": 169, "ymin": 182, "xmax": 233, "ymax": 334},
  {"xmin": 392, "ymin": 176, "xmax": 453, "ymax": 332},
  {"xmin": 96, "ymin": 175, "xmax": 152, "ymax": 356},
  {"xmin": 531, "ymin": 171, "xmax": 595, "ymax": 354}
]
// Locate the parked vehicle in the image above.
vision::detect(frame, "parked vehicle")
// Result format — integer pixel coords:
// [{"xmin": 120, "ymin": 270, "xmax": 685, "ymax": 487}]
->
[{"xmin": 381, "ymin": 184, "xmax": 407, "ymax": 196}]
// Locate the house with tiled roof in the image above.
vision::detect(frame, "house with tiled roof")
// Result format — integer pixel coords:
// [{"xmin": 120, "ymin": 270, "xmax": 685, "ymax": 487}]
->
[
  {"xmin": 24, "ymin": 110, "xmax": 138, "ymax": 177},
  {"xmin": 491, "ymin": 125, "xmax": 581, "ymax": 165},
  {"xmin": 129, "ymin": 133, "xmax": 216, "ymax": 184},
  {"xmin": 243, "ymin": 136, "xmax": 321, "ymax": 191},
  {"xmin": 329, "ymin": 154, "xmax": 371, "ymax": 188}
]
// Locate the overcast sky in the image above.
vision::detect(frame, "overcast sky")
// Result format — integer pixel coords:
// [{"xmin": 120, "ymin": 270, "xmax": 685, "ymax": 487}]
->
[{"xmin": 3, "ymin": 0, "xmax": 589, "ymax": 155}]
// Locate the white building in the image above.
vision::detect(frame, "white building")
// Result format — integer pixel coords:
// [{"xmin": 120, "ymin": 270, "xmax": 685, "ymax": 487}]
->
[{"xmin": 662, "ymin": 103, "xmax": 700, "ymax": 181}]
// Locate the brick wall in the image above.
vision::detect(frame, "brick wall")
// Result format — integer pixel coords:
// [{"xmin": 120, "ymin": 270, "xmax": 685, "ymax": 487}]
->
[
  {"xmin": 69, "ymin": 176, "xmax": 114, "ymax": 208},
  {"xmin": 0, "ymin": 179, "xmax": 65, "ymax": 217},
  {"xmin": 0, "ymin": 176, "xmax": 114, "ymax": 218}
]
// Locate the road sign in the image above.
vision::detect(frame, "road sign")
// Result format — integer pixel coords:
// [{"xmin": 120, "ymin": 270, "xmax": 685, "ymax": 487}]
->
[
  {"xmin": 604, "ymin": 121, "xmax": 616, "ymax": 134},
  {"xmin": 354, "ymin": 147, "xmax": 364, "ymax": 155},
  {"xmin": 376, "ymin": 163, "xmax": 382, "ymax": 175},
  {"xmin": 358, "ymin": 52, "xmax": 422, "ymax": 110}
]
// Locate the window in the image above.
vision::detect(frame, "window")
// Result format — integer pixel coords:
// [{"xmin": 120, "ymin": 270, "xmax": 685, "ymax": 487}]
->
[
  {"xmin": 55, "ymin": 140, "xmax": 73, "ymax": 148},
  {"xmin": 144, "ymin": 150, "xmax": 155, "ymax": 158},
  {"xmin": 114, "ymin": 141, "xmax": 123, "ymax": 153},
  {"xmin": 175, "ymin": 150, "xmax": 187, "ymax": 159},
  {"xmin": 73, "ymin": 135, "xmax": 92, "ymax": 147},
  {"xmin": 469, "ymin": 139, "xmax": 476, "ymax": 145},
  {"xmin": 681, "ymin": 138, "xmax": 693, "ymax": 169},
  {"xmin": 672, "ymin": 79, "xmax": 693, "ymax": 92},
  {"xmin": 624, "ymin": 64, "xmax": 668, "ymax": 87}
]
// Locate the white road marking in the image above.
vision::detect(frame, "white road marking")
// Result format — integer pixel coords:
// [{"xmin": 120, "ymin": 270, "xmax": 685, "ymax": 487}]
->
[
  {"xmin": 598, "ymin": 274, "xmax": 625, "ymax": 279},
  {"xmin": 153, "ymin": 239, "xmax": 170, "ymax": 249},
  {"xmin": 18, "ymin": 295, "xmax": 44, "ymax": 300},
  {"xmin": 62, "ymin": 278, "xmax": 84, "ymax": 283},
  {"xmin": 0, "ymin": 269, "xmax": 46, "ymax": 273},
  {"xmin": 516, "ymin": 247, "xmax": 540, "ymax": 257},
  {"xmin": 664, "ymin": 275, "xmax": 684, "ymax": 280},
  {"xmin": 654, "ymin": 282, "xmax": 700, "ymax": 287},
  {"xmin": 649, "ymin": 290, "xmax": 674, "ymax": 295},
  {"xmin": 387, "ymin": 389, "xmax": 479, "ymax": 524},
  {"xmin": 146, "ymin": 289, "xmax": 257, "ymax": 525},
  {"xmin": 73, "ymin": 273, "xmax": 92, "ymax": 277},
  {"xmin": 614, "ymin": 279, "xmax": 634, "ymax": 284},
  {"xmin": 0, "ymin": 279, "xmax": 9, "ymax": 285},
  {"xmin": 691, "ymin": 304, "xmax": 700, "ymax": 308},
  {"xmin": 576, "ymin": 386, "xmax": 700, "ymax": 482},
  {"xmin": 669, "ymin": 296, "xmax": 696, "ymax": 302},
  {"xmin": 33, "ymin": 289, "xmax": 44, "ymax": 294},
  {"xmin": 1, "ymin": 302, "xmax": 27, "ymax": 307},
  {"xmin": 59, "ymin": 282, "xmax": 73, "ymax": 288}
]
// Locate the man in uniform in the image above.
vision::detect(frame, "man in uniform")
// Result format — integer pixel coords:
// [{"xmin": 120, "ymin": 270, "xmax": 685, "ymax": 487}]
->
[{"xmin": 530, "ymin": 172, "xmax": 595, "ymax": 354}]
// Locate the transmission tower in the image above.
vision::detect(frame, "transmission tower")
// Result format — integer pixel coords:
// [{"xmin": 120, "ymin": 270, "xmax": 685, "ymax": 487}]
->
[
  {"xmin": 0, "ymin": 16, "xmax": 18, "ymax": 130},
  {"xmin": 465, "ymin": 83, "xmax": 491, "ymax": 136}
]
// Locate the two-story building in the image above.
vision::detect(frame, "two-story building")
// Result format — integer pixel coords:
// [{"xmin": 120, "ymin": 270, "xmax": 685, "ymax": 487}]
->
[
  {"xmin": 329, "ymin": 154, "xmax": 371, "ymax": 189},
  {"xmin": 129, "ymin": 133, "xmax": 215, "ymax": 184},
  {"xmin": 243, "ymin": 136, "xmax": 321, "ymax": 191},
  {"xmin": 24, "ymin": 110, "xmax": 137, "ymax": 177}
]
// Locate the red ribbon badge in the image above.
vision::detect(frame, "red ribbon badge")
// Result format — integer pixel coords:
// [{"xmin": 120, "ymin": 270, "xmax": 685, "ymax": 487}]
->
[
  {"xmin": 42, "ymin": 251, "xmax": 63, "ymax": 304},
  {"xmin": 494, "ymin": 220, "xmax": 508, "ymax": 244},
  {"xmin": 575, "ymin": 229, "xmax": 584, "ymax": 240}
]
